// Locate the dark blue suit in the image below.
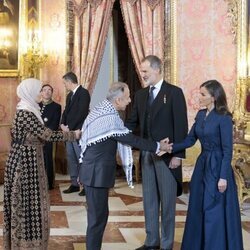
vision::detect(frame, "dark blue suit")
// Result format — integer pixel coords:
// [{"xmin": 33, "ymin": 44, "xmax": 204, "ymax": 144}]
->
[
  {"xmin": 173, "ymin": 109, "xmax": 243, "ymax": 250},
  {"xmin": 61, "ymin": 85, "xmax": 90, "ymax": 186}
]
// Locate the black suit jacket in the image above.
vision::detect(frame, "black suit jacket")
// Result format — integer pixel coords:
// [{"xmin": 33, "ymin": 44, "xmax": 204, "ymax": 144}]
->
[
  {"xmin": 61, "ymin": 85, "xmax": 90, "ymax": 130},
  {"xmin": 125, "ymin": 81, "xmax": 188, "ymax": 195},
  {"xmin": 39, "ymin": 101, "xmax": 61, "ymax": 130},
  {"xmin": 79, "ymin": 133, "xmax": 157, "ymax": 188}
]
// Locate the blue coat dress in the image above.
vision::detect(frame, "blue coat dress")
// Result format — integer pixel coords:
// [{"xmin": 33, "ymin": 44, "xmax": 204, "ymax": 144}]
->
[{"xmin": 173, "ymin": 109, "xmax": 243, "ymax": 250}]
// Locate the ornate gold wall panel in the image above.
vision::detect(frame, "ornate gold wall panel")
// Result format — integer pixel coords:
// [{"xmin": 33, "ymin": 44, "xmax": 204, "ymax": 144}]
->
[
  {"xmin": 164, "ymin": 0, "xmax": 177, "ymax": 85},
  {"xmin": 225, "ymin": 0, "xmax": 250, "ymax": 206},
  {"xmin": 232, "ymin": 143, "xmax": 250, "ymax": 205},
  {"xmin": 234, "ymin": 0, "xmax": 250, "ymax": 124},
  {"xmin": 225, "ymin": 0, "xmax": 238, "ymax": 43}
]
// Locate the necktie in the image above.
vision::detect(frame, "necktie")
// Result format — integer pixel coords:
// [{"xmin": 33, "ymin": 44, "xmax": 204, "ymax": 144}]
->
[
  {"xmin": 148, "ymin": 86, "xmax": 155, "ymax": 106},
  {"xmin": 70, "ymin": 93, "xmax": 74, "ymax": 101}
]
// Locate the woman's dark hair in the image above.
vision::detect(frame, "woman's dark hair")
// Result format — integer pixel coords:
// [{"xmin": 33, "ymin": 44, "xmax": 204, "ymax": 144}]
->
[{"xmin": 200, "ymin": 80, "xmax": 231, "ymax": 115}]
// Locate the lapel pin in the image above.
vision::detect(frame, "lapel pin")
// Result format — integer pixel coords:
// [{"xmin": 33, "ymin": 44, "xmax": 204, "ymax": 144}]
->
[{"xmin": 164, "ymin": 94, "xmax": 166, "ymax": 104}]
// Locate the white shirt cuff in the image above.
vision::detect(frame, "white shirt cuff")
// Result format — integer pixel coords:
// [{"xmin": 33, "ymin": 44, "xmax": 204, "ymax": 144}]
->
[{"xmin": 156, "ymin": 142, "xmax": 160, "ymax": 154}]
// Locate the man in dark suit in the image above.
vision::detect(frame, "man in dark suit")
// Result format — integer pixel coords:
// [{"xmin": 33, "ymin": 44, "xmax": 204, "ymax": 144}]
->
[
  {"xmin": 126, "ymin": 55, "xmax": 188, "ymax": 250},
  {"xmin": 61, "ymin": 72, "xmax": 90, "ymax": 196},
  {"xmin": 39, "ymin": 84, "xmax": 61, "ymax": 190},
  {"xmin": 78, "ymin": 82, "xmax": 171, "ymax": 250}
]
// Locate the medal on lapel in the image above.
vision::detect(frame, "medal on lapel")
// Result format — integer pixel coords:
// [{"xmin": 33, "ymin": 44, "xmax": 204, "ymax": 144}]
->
[{"xmin": 164, "ymin": 94, "xmax": 166, "ymax": 104}]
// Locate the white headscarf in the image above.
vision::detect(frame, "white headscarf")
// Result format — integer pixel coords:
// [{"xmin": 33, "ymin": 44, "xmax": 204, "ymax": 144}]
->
[{"xmin": 16, "ymin": 78, "xmax": 44, "ymax": 124}]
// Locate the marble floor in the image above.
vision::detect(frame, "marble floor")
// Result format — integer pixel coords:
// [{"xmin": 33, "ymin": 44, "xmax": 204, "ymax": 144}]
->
[{"xmin": 0, "ymin": 174, "xmax": 249, "ymax": 250}]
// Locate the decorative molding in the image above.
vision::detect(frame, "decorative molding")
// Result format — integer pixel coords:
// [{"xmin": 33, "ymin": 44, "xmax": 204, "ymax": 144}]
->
[
  {"xmin": 164, "ymin": 0, "xmax": 171, "ymax": 83},
  {"xmin": 224, "ymin": 0, "xmax": 238, "ymax": 43},
  {"xmin": 170, "ymin": 0, "xmax": 177, "ymax": 85},
  {"xmin": 232, "ymin": 143, "xmax": 250, "ymax": 207},
  {"xmin": 71, "ymin": 0, "xmax": 116, "ymax": 16},
  {"xmin": 123, "ymin": 0, "xmax": 137, "ymax": 5},
  {"xmin": 66, "ymin": 0, "xmax": 75, "ymax": 71},
  {"xmin": 164, "ymin": 0, "xmax": 177, "ymax": 85},
  {"xmin": 233, "ymin": 0, "xmax": 249, "ymax": 120},
  {"xmin": 87, "ymin": 0, "xmax": 104, "ymax": 9},
  {"xmin": 123, "ymin": 0, "xmax": 161, "ymax": 10},
  {"xmin": 229, "ymin": 0, "xmax": 250, "ymax": 208},
  {"xmin": 71, "ymin": 0, "xmax": 88, "ymax": 17},
  {"xmin": 109, "ymin": 17, "xmax": 114, "ymax": 84}
]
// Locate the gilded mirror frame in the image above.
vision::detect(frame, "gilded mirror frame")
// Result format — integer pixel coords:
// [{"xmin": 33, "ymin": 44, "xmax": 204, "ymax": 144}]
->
[
  {"xmin": 0, "ymin": 0, "xmax": 27, "ymax": 77},
  {"xmin": 225, "ymin": 0, "xmax": 250, "ymax": 205},
  {"xmin": 233, "ymin": 0, "xmax": 250, "ymax": 132}
]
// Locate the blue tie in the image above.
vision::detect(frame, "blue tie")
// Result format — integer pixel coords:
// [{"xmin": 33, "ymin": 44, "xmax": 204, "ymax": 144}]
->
[{"xmin": 148, "ymin": 86, "xmax": 155, "ymax": 106}]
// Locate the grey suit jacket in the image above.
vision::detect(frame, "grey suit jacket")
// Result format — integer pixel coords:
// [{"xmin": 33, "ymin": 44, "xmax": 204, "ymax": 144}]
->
[{"xmin": 79, "ymin": 133, "xmax": 157, "ymax": 188}]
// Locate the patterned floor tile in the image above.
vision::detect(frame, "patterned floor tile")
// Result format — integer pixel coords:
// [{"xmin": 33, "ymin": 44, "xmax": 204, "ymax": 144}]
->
[
  {"xmin": 0, "ymin": 175, "xmax": 249, "ymax": 250},
  {"xmin": 50, "ymin": 211, "xmax": 69, "ymax": 228}
]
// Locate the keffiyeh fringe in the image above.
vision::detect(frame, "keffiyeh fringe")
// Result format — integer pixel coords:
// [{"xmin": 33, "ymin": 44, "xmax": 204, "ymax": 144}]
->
[{"xmin": 79, "ymin": 99, "xmax": 134, "ymax": 187}]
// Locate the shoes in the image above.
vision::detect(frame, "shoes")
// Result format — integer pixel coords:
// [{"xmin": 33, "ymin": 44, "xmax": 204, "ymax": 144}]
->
[
  {"xmin": 79, "ymin": 189, "xmax": 85, "ymax": 196},
  {"xmin": 135, "ymin": 245, "xmax": 160, "ymax": 250},
  {"xmin": 63, "ymin": 185, "xmax": 80, "ymax": 194}
]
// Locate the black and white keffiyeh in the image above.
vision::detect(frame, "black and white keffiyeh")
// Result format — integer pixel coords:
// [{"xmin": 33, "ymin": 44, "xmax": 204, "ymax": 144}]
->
[{"xmin": 79, "ymin": 99, "xmax": 134, "ymax": 187}]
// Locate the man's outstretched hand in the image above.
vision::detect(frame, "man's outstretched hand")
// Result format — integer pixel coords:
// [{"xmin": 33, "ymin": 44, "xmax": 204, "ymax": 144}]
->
[{"xmin": 158, "ymin": 137, "xmax": 173, "ymax": 156}]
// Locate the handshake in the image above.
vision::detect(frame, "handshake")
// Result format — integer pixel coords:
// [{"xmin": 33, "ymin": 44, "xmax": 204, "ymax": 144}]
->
[
  {"xmin": 158, "ymin": 138, "xmax": 173, "ymax": 156},
  {"xmin": 60, "ymin": 124, "xmax": 82, "ymax": 140}
]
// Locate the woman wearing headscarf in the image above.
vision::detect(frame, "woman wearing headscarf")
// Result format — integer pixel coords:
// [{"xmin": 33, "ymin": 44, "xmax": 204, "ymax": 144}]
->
[{"xmin": 3, "ymin": 78, "xmax": 81, "ymax": 250}]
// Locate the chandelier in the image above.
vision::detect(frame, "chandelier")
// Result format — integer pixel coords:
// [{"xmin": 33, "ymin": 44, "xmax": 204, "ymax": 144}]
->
[{"xmin": 21, "ymin": 29, "xmax": 48, "ymax": 79}]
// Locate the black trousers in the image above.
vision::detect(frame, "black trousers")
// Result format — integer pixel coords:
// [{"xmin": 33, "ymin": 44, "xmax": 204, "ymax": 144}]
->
[{"xmin": 85, "ymin": 185, "xmax": 109, "ymax": 250}]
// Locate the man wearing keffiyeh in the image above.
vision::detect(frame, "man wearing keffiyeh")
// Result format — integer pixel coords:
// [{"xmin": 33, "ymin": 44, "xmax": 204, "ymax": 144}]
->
[{"xmin": 78, "ymin": 82, "xmax": 171, "ymax": 250}]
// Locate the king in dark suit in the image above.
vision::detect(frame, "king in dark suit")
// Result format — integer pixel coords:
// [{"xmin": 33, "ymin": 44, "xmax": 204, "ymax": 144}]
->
[
  {"xmin": 78, "ymin": 82, "xmax": 171, "ymax": 250},
  {"xmin": 61, "ymin": 72, "xmax": 90, "ymax": 195},
  {"xmin": 125, "ymin": 55, "xmax": 188, "ymax": 250},
  {"xmin": 39, "ymin": 84, "xmax": 61, "ymax": 190}
]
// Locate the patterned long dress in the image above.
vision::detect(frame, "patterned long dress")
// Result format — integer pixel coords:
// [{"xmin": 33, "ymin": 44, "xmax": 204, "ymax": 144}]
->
[{"xmin": 3, "ymin": 110, "xmax": 75, "ymax": 250}]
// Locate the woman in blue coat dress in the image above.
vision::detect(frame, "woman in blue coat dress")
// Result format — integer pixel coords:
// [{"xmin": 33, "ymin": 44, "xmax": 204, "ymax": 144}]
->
[{"xmin": 170, "ymin": 80, "xmax": 243, "ymax": 250}]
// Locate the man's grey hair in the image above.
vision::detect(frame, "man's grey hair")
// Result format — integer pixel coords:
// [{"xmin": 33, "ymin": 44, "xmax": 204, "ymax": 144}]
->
[
  {"xmin": 142, "ymin": 55, "xmax": 162, "ymax": 73},
  {"xmin": 106, "ymin": 82, "xmax": 128, "ymax": 102}
]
